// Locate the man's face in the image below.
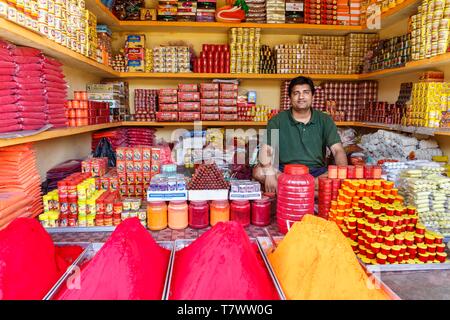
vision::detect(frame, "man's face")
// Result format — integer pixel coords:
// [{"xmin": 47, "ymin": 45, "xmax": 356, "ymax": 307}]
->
[{"xmin": 290, "ymin": 84, "xmax": 313, "ymax": 112}]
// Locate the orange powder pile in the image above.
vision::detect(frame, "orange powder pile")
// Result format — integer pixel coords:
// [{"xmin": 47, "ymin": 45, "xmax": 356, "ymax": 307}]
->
[{"xmin": 268, "ymin": 214, "xmax": 390, "ymax": 300}]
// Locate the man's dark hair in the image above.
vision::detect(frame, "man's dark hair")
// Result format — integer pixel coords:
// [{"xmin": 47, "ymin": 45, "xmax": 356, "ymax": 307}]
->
[{"xmin": 288, "ymin": 76, "xmax": 315, "ymax": 97}]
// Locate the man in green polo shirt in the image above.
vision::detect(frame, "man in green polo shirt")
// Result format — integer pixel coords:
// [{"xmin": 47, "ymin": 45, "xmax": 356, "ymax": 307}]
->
[{"xmin": 253, "ymin": 76, "xmax": 348, "ymax": 193}]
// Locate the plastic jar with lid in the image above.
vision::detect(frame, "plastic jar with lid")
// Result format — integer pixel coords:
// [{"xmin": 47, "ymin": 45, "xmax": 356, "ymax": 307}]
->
[
  {"xmin": 210, "ymin": 200, "xmax": 230, "ymax": 226},
  {"xmin": 230, "ymin": 200, "xmax": 251, "ymax": 227},
  {"xmin": 168, "ymin": 200, "xmax": 188, "ymax": 230},
  {"xmin": 251, "ymin": 197, "xmax": 271, "ymax": 226},
  {"xmin": 277, "ymin": 164, "xmax": 314, "ymax": 234},
  {"xmin": 263, "ymin": 192, "xmax": 277, "ymax": 217},
  {"xmin": 147, "ymin": 202, "xmax": 167, "ymax": 230},
  {"xmin": 189, "ymin": 200, "xmax": 209, "ymax": 229}
]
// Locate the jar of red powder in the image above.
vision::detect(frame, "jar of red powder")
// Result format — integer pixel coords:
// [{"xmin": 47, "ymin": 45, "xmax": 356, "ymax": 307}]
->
[
  {"xmin": 251, "ymin": 197, "xmax": 271, "ymax": 226},
  {"xmin": 168, "ymin": 201, "xmax": 188, "ymax": 230},
  {"xmin": 189, "ymin": 200, "xmax": 209, "ymax": 229},
  {"xmin": 263, "ymin": 192, "xmax": 276, "ymax": 217},
  {"xmin": 230, "ymin": 200, "xmax": 251, "ymax": 227}
]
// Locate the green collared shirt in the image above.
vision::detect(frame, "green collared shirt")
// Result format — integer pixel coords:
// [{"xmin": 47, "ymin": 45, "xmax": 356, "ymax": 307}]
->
[{"xmin": 266, "ymin": 108, "xmax": 341, "ymax": 169}]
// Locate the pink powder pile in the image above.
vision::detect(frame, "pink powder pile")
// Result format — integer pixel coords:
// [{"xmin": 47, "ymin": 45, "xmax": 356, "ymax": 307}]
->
[
  {"xmin": 0, "ymin": 218, "xmax": 83, "ymax": 300},
  {"xmin": 169, "ymin": 221, "xmax": 279, "ymax": 300},
  {"xmin": 57, "ymin": 218, "xmax": 170, "ymax": 300}
]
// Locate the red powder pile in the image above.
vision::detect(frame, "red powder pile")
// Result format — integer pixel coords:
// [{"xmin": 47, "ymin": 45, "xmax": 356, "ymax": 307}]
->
[
  {"xmin": 57, "ymin": 218, "xmax": 170, "ymax": 300},
  {"xmin": 169, "ymin": 221, "xmax": 279, "ymax": 300},
  {"xmin": 0, "ymin": 218, "xmax": 83, "ymax": 300}
]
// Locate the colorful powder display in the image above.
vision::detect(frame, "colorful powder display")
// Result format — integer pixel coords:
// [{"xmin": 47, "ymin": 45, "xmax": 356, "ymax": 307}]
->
[
  {"xmin": 57, "ymin": 218, "xmax": 170, "ymax": 300},
  {"xmin": 169, "ymin": 221, "xmax": 279, "ymax": 300},
  {"xmin": 0, "ymin": 218, "xmax": 83, "ymax": 300},
  {"xmin": 268, "ymin": 214, "xmax": 390, "ymax": 300}
]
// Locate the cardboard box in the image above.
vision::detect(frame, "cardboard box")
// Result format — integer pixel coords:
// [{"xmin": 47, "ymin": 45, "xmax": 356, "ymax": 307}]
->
[
  {"xmin": 188, "ymin": 189, "xmax": 228, "ymax": 201},
  {"xmin": 126, "ymin": 48, "xmax": 145, "ymax": 60},
  {"xmin": 147, "ymin": 190, "xmax": 188, "ymax": 202},
  {"xmin": 126, "ymin": 34, "xmax": 146, "ymax": 48},
  {"xmin": 127, "ymin": 60, "xmax": 145, "ymax": 72}
]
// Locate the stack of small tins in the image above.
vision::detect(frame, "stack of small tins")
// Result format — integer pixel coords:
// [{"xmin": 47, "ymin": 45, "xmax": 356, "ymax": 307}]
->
[
  {"xmin": 328, "ymin": 179, "xmax": 448, "ymax": 265},
  {"xmin": 318, "ymin": 164, "xmax": 382, "ymax": 219},
  {"xmin": 366, "ymin": 102, "xmax": 404, "ymax": 125},
  {"xmin": 368, "ymin": 34, "xmax": 412, "ymax": 72},
  {"xmin": 322, "ymin": 81, "xmax": 378, "ymax": 122},
  {"xmin": 193, "ymin": 44, "xmax": 230, "ymax": 73},
  {"xmin": 304, "ymin": 0, "xmax": 338, "ymax": 25},
  {"xmin": 312, "ymin": 86, "xmax": 325, "ymax": 111},
  {"xmin": 65, "ymin": 91, "xmax": 110, "ymax": 127},
  {"xmin": 229, "ymin": 28, "xmax": 261, "ymax": 74},
  {"xmin": 345, "ymin": 33, "xmax": 378, "ymax": 74},
  {"xmin": 259, "ymin": 45, "xmax": 277, "ymax": 74},
  {"xmin": 410, "ymin": 0, "xmax": 450, "ymax": 61},
  {"xmin": 134, "ymin": 89, "xmax": 157, "ymax": 121},
  {"xmin": 279, "ymin": 81, "xmax": 290, "ymax": 111}
]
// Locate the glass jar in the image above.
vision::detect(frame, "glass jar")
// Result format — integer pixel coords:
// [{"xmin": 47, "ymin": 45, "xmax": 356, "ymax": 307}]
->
[
  {"xmin": 189, "ymin": 200, "xmax": 209, "ymax": 229},
  {"xmin": 230, "ymin": 200, "xmax": 251, "ymax": 227},
  {"xmin": 147, "ymin": 201, "xmax": 168, "ymax": 231},
  {"xmin": 210, "ymin": 200, "xmax": 230, "ymax": 226},
  {"xmin": 168, "ymin": 200, "xmax": 188, "ymax": 230},
  {"xmin": 251, "ymin": 197, "xmax": 271, "ymax": 226}
]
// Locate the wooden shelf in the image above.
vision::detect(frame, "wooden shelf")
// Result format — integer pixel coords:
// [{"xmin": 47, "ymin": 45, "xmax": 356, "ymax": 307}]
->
[
  {"xmin": 121, "ymin": 121, "xmax": 268, "ymax": 127},
  {"xmin": 0, "ymin": 123, "xmax": 119, "ymax": 148},
  {"xmin": 114, "ymin": 21, "xmax": 367, "ymax": 35},
  {"xmin": 85, "ymin": 0, "xmax": 120, "ymax": 26},
  {"xmin": 380, "ymin": 0, "xmax": 420, "ymax": 29},
  {"xmin": 0, "ymin": 17, "xmax": 118, "ymax": 77},
  {"xmin": 85, "ymin": 0, "xmax": 368, "ymax": 35},
  {"xmin": 119, "ymin": 72, "xmax": 361, "ymax": 80},
  {"xmin": 2, "ymin": 121, "xmax": 450, "ymax": 148},
  {"xmin": 360, "ymin": 52, "xmax": 450, "ymax": 79}
]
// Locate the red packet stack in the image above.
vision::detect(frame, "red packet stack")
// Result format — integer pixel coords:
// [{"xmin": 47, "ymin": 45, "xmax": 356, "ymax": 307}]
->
[
  {"xmin": 0, "ymin": 144, "xmax": 43, "ymax": 218},
  {"xmin": 0, "ymin": 192, "xmax": 32, "ymax": 230},
  {"xmin": 12, "ymin": 46, "xmax": 47, "ymax": 131},
  {"xmin": 126, "ymin": 127, "xmax": 156, "ymax": 146},
  {"xmin": 41, "ymin": 56, "xmax": 68, "ymax": 128}
]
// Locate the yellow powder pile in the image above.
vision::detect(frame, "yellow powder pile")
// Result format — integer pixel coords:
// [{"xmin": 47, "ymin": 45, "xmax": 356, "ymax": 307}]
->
[{"xmin": 268, "ymin": 214, "xmax": 391, "ymax": 300}]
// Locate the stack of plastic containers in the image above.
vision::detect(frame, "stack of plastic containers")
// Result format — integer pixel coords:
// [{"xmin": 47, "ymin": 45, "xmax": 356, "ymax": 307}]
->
[{"xmin": 276, "ymin": 164, "xmax": 314, "ymax": 234}]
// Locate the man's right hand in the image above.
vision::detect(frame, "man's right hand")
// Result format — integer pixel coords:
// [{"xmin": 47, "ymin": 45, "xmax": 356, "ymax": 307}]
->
[{"xmin": 265, "ymin": 174, "xmax": 278, "ymax": 193}]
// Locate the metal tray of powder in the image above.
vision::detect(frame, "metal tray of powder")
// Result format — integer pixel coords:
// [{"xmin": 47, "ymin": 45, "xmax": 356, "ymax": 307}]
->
[
  {"xmin": 257, "ymin": 236, "xmax": 401, "ymax": 300},
  {"xmin": 164, "ymin": 239, "xmax": 286, "ymax": 300},
  {"xmin": 44, "ymin": 241, "xmax": 174, "ymax": 300},
  {"xmin": 42, "ymin": 242, "xmax": 92, "ymax": 300}
]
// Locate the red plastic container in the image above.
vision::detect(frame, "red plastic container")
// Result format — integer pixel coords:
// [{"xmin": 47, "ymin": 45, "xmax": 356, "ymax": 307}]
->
[
  {"xmin": 276, "ymin": 164, "xmax": 314, "ymax": 234},
  {"xmin": 230, "ymin": 200, "xmax": 251, "ymax": 227},
  {"xmin": 188, "ymin": 200, "xmax": 209, "ymax": 229}
]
